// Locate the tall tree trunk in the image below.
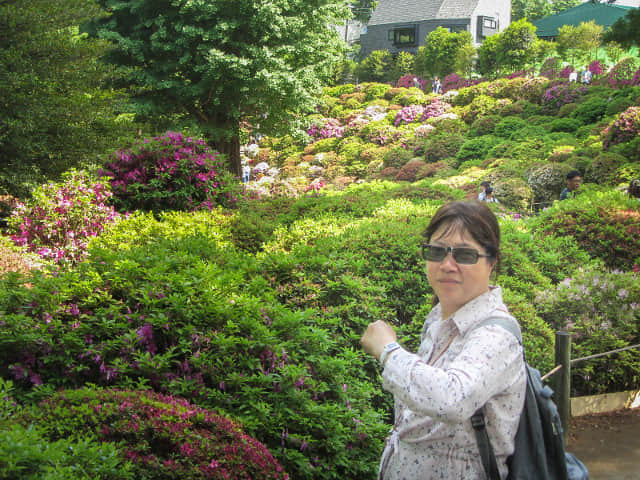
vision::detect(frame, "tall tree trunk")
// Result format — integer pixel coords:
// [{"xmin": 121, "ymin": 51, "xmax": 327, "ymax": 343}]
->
[{"xmin": 217, "ymin": 136, "xmax": 242, "ymax": 177}]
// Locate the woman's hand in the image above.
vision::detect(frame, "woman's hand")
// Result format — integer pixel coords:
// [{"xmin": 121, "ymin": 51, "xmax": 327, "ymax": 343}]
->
[{"xmin": 361, "ymin": 321, "xmax": 397, "ymax": 360}]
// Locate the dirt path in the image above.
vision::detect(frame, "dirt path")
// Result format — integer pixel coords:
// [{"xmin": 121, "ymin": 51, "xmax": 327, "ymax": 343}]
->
[{"xmin": 567, "ymin": 408, "xmax": 640, "ymax": 480}]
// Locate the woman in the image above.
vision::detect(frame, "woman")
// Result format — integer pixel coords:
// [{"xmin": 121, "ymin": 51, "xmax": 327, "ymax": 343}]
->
[{"xmin": 361, "ymin": 201, "xmax": 526, "ymax": 479}]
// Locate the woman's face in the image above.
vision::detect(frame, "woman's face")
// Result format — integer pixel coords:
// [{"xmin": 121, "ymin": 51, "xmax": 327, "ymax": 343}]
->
[{"xmin": 426, "ymin": 224, "xmax": 495, "ymax": 320}]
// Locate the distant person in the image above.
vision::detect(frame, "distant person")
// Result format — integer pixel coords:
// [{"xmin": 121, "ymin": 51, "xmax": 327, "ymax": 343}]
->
[
  {"xmin": 581, "ymin": 69, "xmax": 592, "ymax": 85},
  {"xmin": 242, "ymin": 164, "xmax": 251, "ymax": 183},
  {"xmin": 628, "ymin": 179, "xmax": 640, "ymax": 199},
  {"xmin": 484, "ymin": 186, "xmax": 499, "ymax": 203},
  {"xmin": 478, "ymin": 181, "xmax": 491, "ymax": 201},
  {"xmin": 560, "ymin": 170, "xmax": 582, "ymax": 200},
  {"xmin": 432, "ymin": 76, "xmax": 442, "ymax": 94},
  {"xmin": 569, "ymin": 71, "xmax": 578, "ymax": 83},
  {"xmin": 413, "ymin": 77, "xmax": 421, "ymax": 89}
]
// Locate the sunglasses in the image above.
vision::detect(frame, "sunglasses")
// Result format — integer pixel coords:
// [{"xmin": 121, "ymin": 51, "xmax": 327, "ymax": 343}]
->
[{"xmin": 421, "ymin": 243, "xmax": 492, "ymax": 265}]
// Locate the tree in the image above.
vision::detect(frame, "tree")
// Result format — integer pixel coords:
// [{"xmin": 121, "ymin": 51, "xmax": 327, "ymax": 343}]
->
[
  {"xmin": 356, "ymin": 50, "xmax": 393, "ymax": 82},
  {"xmin": 511, "ymin": 0, "xmax": 552, "ymax": 22},
  {"xmin": 551, "ymin": 0, "xmax": 581, "ymax": 15},
  {"xmin": 414, "ymin": 27, "xmax": 473, "ymax": 78},
  {"xmin": 389, "ymin": 51, "xmax": 415, "ymax": 83},
  {"xmin": 350, "ymin": 0, "xmax": 377, "ymax": 24},
  {"xmin": 496, "ymin": 19, "xmax": 538, "ymax": 73},
  {"xmin": 87, "ymin": 0, "xmax": 350, "ymax": 176},
  {"xmin": 476, "ymin": 35, "xmax": 501, "ymax": 78},
  {"xmin": 0, "ymin": 0, "xmax": 136, "ymax": 197},
  {"xmin": 603, "ymin": 7, "xmax": 640, "ymax": 49},
  {"xmin": 556, "ymin": 21, "xmax": 603, "ymax": 67}
]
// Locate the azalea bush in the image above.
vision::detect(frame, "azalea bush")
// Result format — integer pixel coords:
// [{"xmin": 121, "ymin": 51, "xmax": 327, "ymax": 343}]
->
[
  {"xmin": 17, "ymin": 387, "xmax": 288, "ymax": 480},
  {"xmin": 602, "ymin": 106, "xmax": 640, "ymax": 149},
  {"xmin": 528, "ymin": 189, "xmax": 640, "ymax": 271},
  {"xmin": 541, "ymin": 83, "xmax": 588, "ymax": 114},
  {"xmin": 8, "ymin": 170, "xmax": 119, "ymax": 264},
  {"xmin": 535, "ymin": 266, "xmax": 640, "ymax": 396},
  {"xmin": 99, "ymin": 131, "xmax": 237, "ymax": 213},
  {"xmin": 0, "ymin": 209, "xmax": 387, "ymax": 480}
]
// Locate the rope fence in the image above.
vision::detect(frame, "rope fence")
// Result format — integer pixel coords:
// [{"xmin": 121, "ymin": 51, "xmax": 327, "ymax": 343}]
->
[
  {"xmin": 542, "ymin": 342, "xmax": 640, "ymax": 381},
  {"xmin": 543, "ymin": 335, "xmax": 640, "ymax": 437}
]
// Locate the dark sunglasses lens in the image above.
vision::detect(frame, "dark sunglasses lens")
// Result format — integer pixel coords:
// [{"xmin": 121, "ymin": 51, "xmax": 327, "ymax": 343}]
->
[
  {"xmin": 452, "ymin": 248, "xmax": 478, "ymax": 264},
  {"xmin": 422, "ymin": 245, "xmax": 446, "ymax": 261}
]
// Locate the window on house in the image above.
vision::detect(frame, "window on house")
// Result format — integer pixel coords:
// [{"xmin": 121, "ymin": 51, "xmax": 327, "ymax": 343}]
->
[
  {"xmin": 483, "ymin": 18, "xmax": 497, "ymax": 29},
  {"xmin": 389, "ymin": 26, "xmax": 417, "ymax": 46}
]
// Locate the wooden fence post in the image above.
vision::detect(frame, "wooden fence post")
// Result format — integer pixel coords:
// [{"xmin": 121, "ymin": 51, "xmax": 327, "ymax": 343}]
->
[{"xmin": 554, "ymin": 331, "xmax": 571, "ymax": 442}]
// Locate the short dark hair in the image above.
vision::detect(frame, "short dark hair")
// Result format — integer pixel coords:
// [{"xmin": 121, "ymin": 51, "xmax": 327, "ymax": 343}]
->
[
  {"xmin": 422, "ymin": 201, "xmax": 500, "ymax": 270},
  {"xmin": 480, "ymin": 181, "xmax": 491, "ymax": 188},
  {"xmin": 566, "ymin": 170, "xmax": 581, "ymax": 180},
  {"xmin": 485, "ymin": 186, "xmax": 494, "ymax": 195}
]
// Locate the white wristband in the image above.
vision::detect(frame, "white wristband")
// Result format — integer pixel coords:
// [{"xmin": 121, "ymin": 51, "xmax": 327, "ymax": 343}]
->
[{"xmin": 379, "ymin": 341, "xmax": 401, "ymax": 367}]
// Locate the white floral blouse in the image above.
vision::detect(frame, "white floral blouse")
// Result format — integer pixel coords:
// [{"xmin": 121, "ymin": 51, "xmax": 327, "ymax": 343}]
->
[{"xmin": 379, "ymin": 287, "xmax": 526, "ymax": 480}]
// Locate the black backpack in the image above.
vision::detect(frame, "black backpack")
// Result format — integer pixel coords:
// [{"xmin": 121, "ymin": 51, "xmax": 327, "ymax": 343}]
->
[{"xmin": 470, "ymin": 316, "xmax": 589, "ymax": 480}]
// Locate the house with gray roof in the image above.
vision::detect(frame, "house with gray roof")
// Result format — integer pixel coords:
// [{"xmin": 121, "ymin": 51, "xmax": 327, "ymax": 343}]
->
[{"xmin": 358, "ymin": 0, "xmax": 511, "ymax": 57}]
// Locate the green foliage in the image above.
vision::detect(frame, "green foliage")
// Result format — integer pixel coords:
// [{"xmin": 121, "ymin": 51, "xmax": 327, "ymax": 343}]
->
[
  {"xmin": 455, "ymin": 136, "xmax": 501, "ymax": 165},
  {"xmin": 494, "ymin": 117, "xmax": 529, "ymax": 138},
  {"xmin": 548, "ymin": 117, "xmax": 582, "ymax": 133},
  {"xmin": 0, "ymin": 422, "xmax": 132, "ymax": 480},
  {"xmin": 414, "ymin": 27, "xmax": 473, "ymax": 78},
  {"xmin": 571, "ymin": 96, "xmax": 609, "ymax": 124},
  {"xmin": 355, "ymin": 50, "xmax": 393, "ymax": 83},
  {"xmin": 556, "ymin": 21, "xmax": 603, "ymax": 66},
  {"xmin": 511, "ymin": 0, "xmax": 552, "ymax": 22},
  {"xmin": 17, "ymin": 387, "xmax": 286, "ymax": 480},
  {"xmin": 0, "ymin": 0, "xmax": 138, "ymax": 197}
]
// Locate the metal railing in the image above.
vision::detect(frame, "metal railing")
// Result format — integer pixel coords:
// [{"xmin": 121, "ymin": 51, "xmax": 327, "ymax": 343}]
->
[{"xmin": 544, "ymin": 332, "xmax": 640, "ymax": 439}]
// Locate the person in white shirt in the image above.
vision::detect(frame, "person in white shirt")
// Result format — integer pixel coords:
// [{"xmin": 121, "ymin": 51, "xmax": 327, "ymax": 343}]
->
[{"xmin": 361, "ymin": 201, "xmax": 526, "ymax": 480}]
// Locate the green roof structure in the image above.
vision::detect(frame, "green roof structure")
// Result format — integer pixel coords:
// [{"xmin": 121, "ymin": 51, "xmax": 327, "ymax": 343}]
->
[{"xmin": 532, "ymin": 1, "xmax": 636, "ymax": 39}]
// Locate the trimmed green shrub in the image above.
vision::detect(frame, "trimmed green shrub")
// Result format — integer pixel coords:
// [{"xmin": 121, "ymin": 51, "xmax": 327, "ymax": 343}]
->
[
  {"xmin": 571, "ymin": 96, "xmax": 608, "ymax": 124},
  {"xmin": 548, "ymin": 117, "xmax": 582, "ymax": 133},
  {"xmin": 493, "ymin": 117, "xmax": 529, "ymax": 138},
  {"xmin": 0, "ymin": 422, "xmax": 133, "ymax": 480},
  {"xmin": 455, "ymin": 135, "xmax": 500, "ymax": 165},
  {"xmin": 584, "ymin": 152, "xmax": 628, "ymax": 185}
]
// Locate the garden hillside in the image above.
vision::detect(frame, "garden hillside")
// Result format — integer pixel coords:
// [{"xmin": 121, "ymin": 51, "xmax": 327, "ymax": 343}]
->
[{"xmin": 1, "ymin": 72, "xmax": 640, "ymax": 479}]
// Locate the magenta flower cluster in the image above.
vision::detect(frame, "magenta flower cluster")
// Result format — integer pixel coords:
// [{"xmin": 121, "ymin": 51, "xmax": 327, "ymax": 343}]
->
[
  {"xmin": 541, "ymin": 83, "xmax": 587, "ymax": 113},
  {"xmin": 99, "ymin": 131, "xmax": 234, "ymax": 213},
  {"xmin": 394, "ymin": 104, "xmax": 424, "ymax": 126},
  {"xmin": 307, "ymin": 119, "xmax": 345, "ymax": 139},
  {"xmin": 29, "ymin": 388, "xmax": 289, "ymax": 480},
  {"xmin": 396, "ymin": 74, "xmax": 428, "ymax": 90},
  {"xmin": 442, "ymin": 73, "xmax": 480, "ymax": 93},
  {"xmin": 588, "ymin": 60, "xmax": 603, "ymax": 76},
  {"xmin": 605, "ymin": 58, "xmax": 640, "ymax": 89},
  {"xmin": 420, "ymin": 99, "xmax": 449, "ymax": 120},
  {"xmin": 9, "ymin": 170, "xmax": 119, "ymax": 264},
  {"xmin": 602, "ymin": 106, "xmax": 640, "ymax": 149}
]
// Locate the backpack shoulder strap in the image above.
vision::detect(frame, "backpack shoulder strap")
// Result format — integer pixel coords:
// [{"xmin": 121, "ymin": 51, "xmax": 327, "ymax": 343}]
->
[
  {"xmin": 471, "ymin": 313, "xmax": 524, "ymax": 480},
  {"xmin": 475, "ymin": 314, "xmax": 523, "ymax": 345}
]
